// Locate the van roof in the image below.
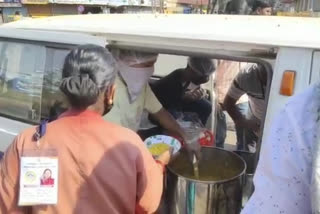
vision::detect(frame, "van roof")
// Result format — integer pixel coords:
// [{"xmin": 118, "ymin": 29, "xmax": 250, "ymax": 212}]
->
[
  {"xmin": 0, "ymin": 27, "xmax": 105, "ymax": 46},
  {"xmin": 3, "ymin": 14, "xmax": 320, "ymax": 54}
]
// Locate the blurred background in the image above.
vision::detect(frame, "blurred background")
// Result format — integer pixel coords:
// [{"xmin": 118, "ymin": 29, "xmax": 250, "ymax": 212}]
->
[{"xmin": 0, "ymin": 0, "xmax": 319, "ymax": 24}]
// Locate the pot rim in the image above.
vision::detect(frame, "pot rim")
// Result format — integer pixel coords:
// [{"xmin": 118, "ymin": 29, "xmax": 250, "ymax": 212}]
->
[{"xmin": 167, "ymin": 146, "xmax": 247, "ymax": 184}]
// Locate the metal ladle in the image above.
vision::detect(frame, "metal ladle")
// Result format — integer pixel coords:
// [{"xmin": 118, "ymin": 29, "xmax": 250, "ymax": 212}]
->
[{"xmin": 193, "ymin": 154, "xmax": 199, "ymax": 179}]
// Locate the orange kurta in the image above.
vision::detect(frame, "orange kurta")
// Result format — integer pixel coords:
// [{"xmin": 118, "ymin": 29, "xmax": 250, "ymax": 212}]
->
[{"xmin": 0, "ymin": 110, "xmax": 163, "ymax": 214}]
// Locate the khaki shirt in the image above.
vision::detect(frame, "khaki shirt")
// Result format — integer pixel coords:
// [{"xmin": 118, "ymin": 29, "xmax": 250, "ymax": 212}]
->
[
  {"xmin": 0, "ymin": 110, "xmax": 163, "ymax": 214},
  {"xmin": 104, "ymin": 77, "xmax": 162, "ymax": 131}
]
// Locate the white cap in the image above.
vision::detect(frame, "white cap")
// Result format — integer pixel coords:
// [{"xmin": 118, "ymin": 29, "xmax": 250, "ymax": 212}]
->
[
  {"xmin": 112, "ymin": 49, "xmax": 158, "ymax": 66},
  {"xmin": 188, "ymin": 57, "xmax": 215, "ymax": 76}
]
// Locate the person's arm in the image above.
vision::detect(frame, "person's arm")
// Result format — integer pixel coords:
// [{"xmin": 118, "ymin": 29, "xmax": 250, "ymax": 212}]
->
[
  {"xmin": 151, "ymin": 108, "xmax": 186, "ymax": 140},
  {"xmin": 152, "ymin": 109, "xmax": 201, "ymax": 160},
  {"xmin": 182, "ymin": 87, "xmax": 206, "ymax": 103},
  {"xmin": 145, "ymin": 85, "xmax": 200, "ymax": 159},
  {"xmin": 224, "ymin": 95, "xmax": 259, "ymax": 132},
  {"xmin": 145, "ymin": 84, "xmax": 186, "ymax": 139},
  {"xmin": 223, "ymin": 73, "xmax": 259, "ymax": 132},
  {"xmin": 0, "ymin": 136, "xmax": 27, "ymax": 214},
  {"xmin": 133, "ymin": 134, "xmax": 170, "ymax": 213},
  {"xmin": 151, "ymin": 108, "xmax": 201, "ymax": 160},
  {"xmin": 223, "ymin": 94, "xmax": 244, "ymax": 122}
]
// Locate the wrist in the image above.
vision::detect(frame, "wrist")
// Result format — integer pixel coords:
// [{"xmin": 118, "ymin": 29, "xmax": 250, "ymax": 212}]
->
[{"xmin": 155, "ymin": 160, "xmax": 166, "ymax": 173}]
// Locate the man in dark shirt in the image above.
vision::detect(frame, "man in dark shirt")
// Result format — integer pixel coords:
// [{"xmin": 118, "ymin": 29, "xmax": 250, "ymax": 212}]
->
[
  {"xmin": 151, "ymin": 57, "xmax": 215, "ymax": 126},
  {"xmin": 224, "ymin": 63, "xmax": 267, "ymax": 153}
]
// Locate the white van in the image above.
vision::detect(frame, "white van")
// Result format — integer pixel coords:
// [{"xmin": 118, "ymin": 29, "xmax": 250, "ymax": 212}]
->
[{"xmin": 0, "ymin": 14, "xmax": 319, "ymax": 160}]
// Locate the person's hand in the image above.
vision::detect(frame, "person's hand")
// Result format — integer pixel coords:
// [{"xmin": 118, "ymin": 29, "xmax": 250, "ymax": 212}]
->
[
  {"xmin": 183, "ymin": 88, "xmax": 206, "ymax": 102},
  {"xmin": 156, "ymin": 147, "xmax": 173, "ymax": 165},
  {"xmin": 185, "ymin": 140, "xmax": 201, "ymax": 161}
]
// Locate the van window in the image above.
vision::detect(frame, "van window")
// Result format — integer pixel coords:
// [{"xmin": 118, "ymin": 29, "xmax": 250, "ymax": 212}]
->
[
  {"xmin": 41, "ymin": 47, "xmax": 70, "ymax": 121},
  {"xmin": 139, "ymin": 53, "xmax": 272, "ymax": 155},
  {"xmin": 154, "ymin": 54, "xmax": 187, "ymax": 77},
  {"xmin": 0, "ymin": 40, "xmax": 71, "ymax": 124},
  {"xmin": 0, "ymin": 41, "xmax": 46, "ymax": 123}
]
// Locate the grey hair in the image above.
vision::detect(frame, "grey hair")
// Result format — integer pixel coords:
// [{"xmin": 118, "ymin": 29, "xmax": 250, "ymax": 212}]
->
[{"xmin": 60, "ymin": 44, "xmax": 117, "ymax": 109}]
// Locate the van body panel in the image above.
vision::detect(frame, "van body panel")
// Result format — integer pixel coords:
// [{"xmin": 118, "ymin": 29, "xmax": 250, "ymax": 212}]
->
[
  {"xmin": 0, "ymin": 117, "xmax": 30, "ymax": 152},
  {"xmin": 0, "ymin": 28, "xmax": 105, "ymax": 46},
  {"xmin": 262, "ymin": 47, "xmax": 313, "ymax": 140},
  {"xmin": 4, "ymin": 14, "xmax": 320, "ymax": 50}
]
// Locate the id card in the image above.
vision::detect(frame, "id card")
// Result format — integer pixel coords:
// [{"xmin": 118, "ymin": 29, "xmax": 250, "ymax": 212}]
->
[{"xmin": 18, "ymin": 151, "xmax": 58, "ymax": 206}]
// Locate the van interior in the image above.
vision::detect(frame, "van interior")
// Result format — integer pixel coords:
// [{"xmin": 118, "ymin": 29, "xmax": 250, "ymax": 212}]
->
[
  {"xmin": 139, "ymin": 53, "xmax": 273, "ymax": 158},
  {"xmin": 0, "ymin": 41, "xmax": 274, "ymax": 170}
]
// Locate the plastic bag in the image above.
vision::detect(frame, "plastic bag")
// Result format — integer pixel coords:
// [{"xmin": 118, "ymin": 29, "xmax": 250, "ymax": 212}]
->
[{"xmin": 175, "ymin": 112, "xmax": 214, "ymax": 146}]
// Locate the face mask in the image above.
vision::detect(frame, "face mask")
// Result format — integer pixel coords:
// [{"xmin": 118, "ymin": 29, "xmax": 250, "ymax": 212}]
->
[{"xmin": 119, "ymin": 62, "xmax": 154, "ymax": 103}]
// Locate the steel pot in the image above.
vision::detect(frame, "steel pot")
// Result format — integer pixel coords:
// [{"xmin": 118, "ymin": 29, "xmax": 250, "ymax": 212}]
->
[
  {"xmin": 164, "ymin": 147, "xmax": 246, "ymax": 214},
  {"xmin": 233, "ymin": 150, "xmax": 256, "ymax": 208}
]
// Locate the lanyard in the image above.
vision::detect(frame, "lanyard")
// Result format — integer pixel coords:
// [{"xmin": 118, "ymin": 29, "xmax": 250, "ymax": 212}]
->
[{"xmin": 33, "ymin": 120, "xmax": 48, "ymax": 148}]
